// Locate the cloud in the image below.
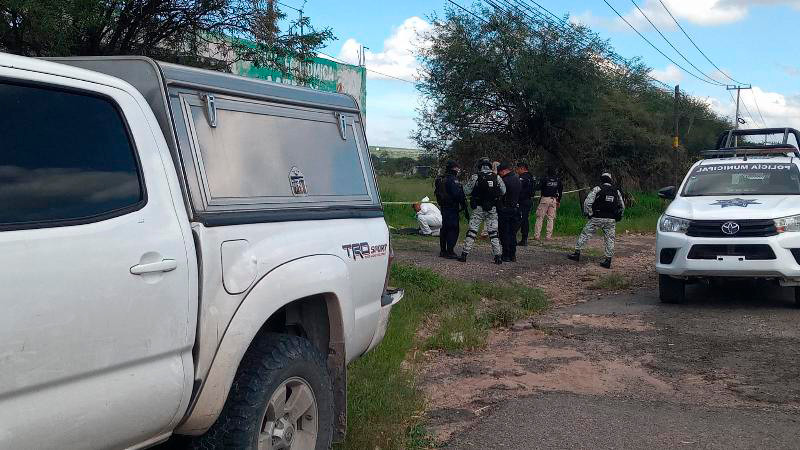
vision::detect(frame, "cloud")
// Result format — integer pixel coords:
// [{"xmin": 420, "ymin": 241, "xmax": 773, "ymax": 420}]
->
[
  {"xmin": 779, "ymin": 64, "xmax": 800, "ymax": 77},
  {"xmin": 650, "ymin": 64, "xmax": 684, "ymax": 83},
  {"xmin": 709, "ymin": 86, "xmax": 800, "ymax": 130},
  {"xmin": 337, "ymin": 16, "xmax": 432, "ymax": 81},
  {"xmin": 583, "ymin": 0, "xmax": 800, "ymax": 30}
]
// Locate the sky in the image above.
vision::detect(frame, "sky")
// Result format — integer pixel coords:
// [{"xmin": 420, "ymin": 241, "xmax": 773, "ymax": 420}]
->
[{"xmin": 291, "ymin": 0, "xmax": 800, "ymax": 149}]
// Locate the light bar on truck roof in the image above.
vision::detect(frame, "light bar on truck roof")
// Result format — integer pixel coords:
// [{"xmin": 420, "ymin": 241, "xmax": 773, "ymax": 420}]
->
[{"xmin": 700, "ymin": 145, "xmax": 800, "ymax": 159}]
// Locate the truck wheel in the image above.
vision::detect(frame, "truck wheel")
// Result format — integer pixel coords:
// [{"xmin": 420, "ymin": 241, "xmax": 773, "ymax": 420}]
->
[
  {"xmin": 659, "ymin": 274, "xmax": 685, "ymax": 304},
  {"xmin": 196, "ymin": 333, "xmax": 334, "ymax": 450},
  {"xmin": 794, "ymin": 287, "xmax": 800, "ymax": 308}
]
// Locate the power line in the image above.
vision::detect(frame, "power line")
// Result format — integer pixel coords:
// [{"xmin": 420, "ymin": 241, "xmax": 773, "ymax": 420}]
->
[
  {"xmin": 601, "ymin": 0, "xmax": 727, "ymax": 87},
  {"xmin": 628, "ymin": 0, "xmax": 724, "ymax": 86},
  {"xmin": 318, "ymin": 51, "xmax": 417, "ymax": 84},
  {"xmin": 445, "ymin": 0, "xmax": 490, "ymax": 24},
  {"xmin": 751, "ymin": 90, "xmax": 768, "ymax": 127},
  {"xmin": 658, "ymin": 0, "xmax": 746, "ymax": 85}
]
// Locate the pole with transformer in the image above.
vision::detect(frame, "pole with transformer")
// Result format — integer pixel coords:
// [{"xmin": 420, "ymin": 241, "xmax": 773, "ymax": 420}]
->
[
  {"xmin": 727, "ymin": 84, "xmax": 752, "ymax": 146},
  {"xmin": 673, "ymin": 85, "xmax": 680, "ymax": 188}
]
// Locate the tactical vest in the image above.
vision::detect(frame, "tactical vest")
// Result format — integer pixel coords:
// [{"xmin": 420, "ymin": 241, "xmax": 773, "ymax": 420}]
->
[
  {"xmin": 592, "ymin": 184, "xmax": 620, "ymax": 219},
  {"xmin": 472, "ymin": 172, "xmax": 501, "ymax": 210},
  {"xmin": 541, "ymin": 176, "xmax": 560, "ymax": 198}
]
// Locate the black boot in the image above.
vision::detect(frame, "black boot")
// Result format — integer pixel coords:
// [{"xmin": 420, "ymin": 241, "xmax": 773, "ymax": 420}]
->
[
  {"xmin": 439, "ymin": 250, "xmax": 448, "ymax": 258},
  {"xmin": 511, "ymin": 255, "xmax": 517, "ymax": 262},
  {"xmin": 517, "ymin": 240, "xmax": 528, "ymax": 247},
  {"xmin": 600, "ymin": 258, "xmax": 612, "ymax": 269},
  {"xmin": 446, "ymin": 251, "xmax": 458, "ymax": 259},
  {"xmin": 458, "ymin": 252, "xmax": 468, "ymax": 262},
  {"xmin": 567, "ymin": 251, "xmax": 581, "ymax": 262},
  {"xmin": 494, "ymin": 255, "xmax": 503, "ymax": 265}
]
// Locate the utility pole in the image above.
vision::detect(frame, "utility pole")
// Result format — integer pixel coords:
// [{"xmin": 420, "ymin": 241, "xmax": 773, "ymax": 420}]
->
[
  {"xmin": 673, "ymin": 85, "xmax": 680, "ymax": 188},
  {"xmin": 727, "ymin": 84, "xmax": 752, "ymax": 146}
]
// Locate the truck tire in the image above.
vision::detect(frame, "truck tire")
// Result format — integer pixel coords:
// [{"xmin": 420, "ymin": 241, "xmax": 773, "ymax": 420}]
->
[
  {"xmin": 659, "ymin": 274, "xmax": 685, "ymax": 304},
  {"xmin": 794, "ymin": 287, "xmax": 800, "ymax": 308},
  {"xmin": 195, "ymin": 333, "xmax": 334, "ymax": 450}
]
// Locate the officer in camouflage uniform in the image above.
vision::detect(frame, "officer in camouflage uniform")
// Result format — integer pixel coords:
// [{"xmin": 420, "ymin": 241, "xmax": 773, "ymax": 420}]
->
[
  {"xmin": 459, "ymin": 158, "xmax": 506, "ymax": 264},
  {"xmin": 568, "ymin": 173, "xmax": 625, "ymax": 269}
]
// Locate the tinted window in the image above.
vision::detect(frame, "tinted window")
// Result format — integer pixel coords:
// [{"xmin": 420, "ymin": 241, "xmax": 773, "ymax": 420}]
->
[
  {"xmin": 0, "ymin": 82, "xmax": 143, "ymax": 227},
  {"xmin": 682, "ymin": 163, "xmax": 800, "ymax": 196}
]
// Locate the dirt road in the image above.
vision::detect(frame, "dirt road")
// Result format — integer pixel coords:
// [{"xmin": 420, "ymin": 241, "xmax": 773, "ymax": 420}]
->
[{"xmin": 396, "ymin": 235, "xmax": 800, "ymax": 448}]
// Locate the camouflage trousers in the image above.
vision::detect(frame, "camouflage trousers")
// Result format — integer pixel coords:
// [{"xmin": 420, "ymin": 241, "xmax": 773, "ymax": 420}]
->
[
  {"xmin": 575, "ymin": 217, "xmax": 616, "ymax": 259},
  {"xmin": 462, "ymin": 206, "xmax": 501, "ymax": 256}
]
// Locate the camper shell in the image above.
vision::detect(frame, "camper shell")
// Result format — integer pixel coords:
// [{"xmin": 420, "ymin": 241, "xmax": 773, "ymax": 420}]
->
[{"xmin": 49, "ymin": 56, "xmax": 382, "ymax": 226}]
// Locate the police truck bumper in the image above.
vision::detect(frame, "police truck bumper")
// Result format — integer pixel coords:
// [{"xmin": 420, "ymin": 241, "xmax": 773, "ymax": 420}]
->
[
  {"xmin": 656, "ymin": 231, "xmax": 800, "ymax": 283},
  {"xmin": 366, "ymin": 287, "xmax": 405, "ymax": 352}
]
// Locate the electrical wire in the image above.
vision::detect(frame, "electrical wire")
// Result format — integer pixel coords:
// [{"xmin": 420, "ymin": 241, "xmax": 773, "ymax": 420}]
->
[
  {"xmin": 658, "ymin": 0, "xmax": 746, "ymax": 85},
  {"xmin": 751, "ymin": 90, "xmax": 768, "ymax": 128},
  {"xmin": 317, "ymin": 51, "xmax": 417, "ymax": 84},
  {"xmin": 445, "ymin": 0, "xmax": 490, "ymax": 24},
  {"xmin": 628, "ymin": 0, "xmax": 724, "ymax": 86}
]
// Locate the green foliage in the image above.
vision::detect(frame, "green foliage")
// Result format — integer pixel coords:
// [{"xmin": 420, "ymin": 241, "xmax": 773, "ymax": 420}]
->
[
  {"xmin": 589, "ymin": 273, "xmax": 631, "ymax": 291},
  {"xmin": 377, "ymin": 176, "xmax": 666, "ymax": 234},
  {"xmin": 415, "ymin": 6, "xmax": 730, "ymax": 190},
  {"xmin": 340, "ymin": 263, "xmax": 549, "ymax": 449},
  {"xmin": 0, "ymin": 0, "xmax": 334, "ymax": 83}
]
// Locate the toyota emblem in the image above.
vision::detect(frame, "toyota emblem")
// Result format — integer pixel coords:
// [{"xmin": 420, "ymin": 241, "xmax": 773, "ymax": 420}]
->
[{"xmin": 721, "ymin": 222, "xmax": 740, "ymax": 235}]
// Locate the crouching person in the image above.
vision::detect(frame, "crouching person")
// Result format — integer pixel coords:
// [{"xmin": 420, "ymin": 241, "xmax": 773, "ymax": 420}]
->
[
  {"xmin": 414, "ymin": 197, "xmax": 443, "ymax": 236},
  {"xmin": 567, "ymin": 173, "xmax": 624, "ymax": 269}
]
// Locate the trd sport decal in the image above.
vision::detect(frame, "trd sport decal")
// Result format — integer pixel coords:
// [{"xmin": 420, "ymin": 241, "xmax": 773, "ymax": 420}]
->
[
  {"xmin": 342, "ymin": 242, "xmax": 388, "ymax": 260},
  {"xmin": 710, "ymin": 198, "xmax": 761, "ymax": 208}
]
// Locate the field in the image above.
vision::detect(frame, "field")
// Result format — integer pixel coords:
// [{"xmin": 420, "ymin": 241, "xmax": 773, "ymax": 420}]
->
[{"xmin": 379, "ymin": 175, "xmax": 666, "ymax": 236}]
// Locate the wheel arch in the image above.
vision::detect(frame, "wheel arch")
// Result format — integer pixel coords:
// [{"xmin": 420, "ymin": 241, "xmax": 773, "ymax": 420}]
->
[{"xmin": 176, "ymin": 254, "xmax": 352, "ymax": 437}]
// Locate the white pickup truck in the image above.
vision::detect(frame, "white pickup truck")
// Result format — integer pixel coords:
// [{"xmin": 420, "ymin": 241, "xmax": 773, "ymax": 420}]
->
[
  {"xmin": 0, "ymin": 53, "xmax": 402, "ymax": 449},
  {"xmin": 656, "ymin": 128, "xmax": 800, "ymax": 305}
]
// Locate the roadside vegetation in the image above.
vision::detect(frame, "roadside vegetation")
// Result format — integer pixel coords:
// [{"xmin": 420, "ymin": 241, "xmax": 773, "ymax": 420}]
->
[
  {"xmin": 338, "ymin": 264, "xmax": 548, "ymax": 449},
  {"xmin": 379, "ymin": 175, "xmax": 666, "ymax": 236},
  {"xmin": 589, "ymin": 273, "xmax": 631, "ymax": 291}
]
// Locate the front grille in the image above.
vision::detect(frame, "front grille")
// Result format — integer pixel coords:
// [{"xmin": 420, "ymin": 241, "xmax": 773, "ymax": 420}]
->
[
  {"xmin": 686, "ymin": 219, "xmax": 777, "ymax": 238},
  {"xmin": 687, "ymin": 244, "xmax": 776, "ymax": 260}
]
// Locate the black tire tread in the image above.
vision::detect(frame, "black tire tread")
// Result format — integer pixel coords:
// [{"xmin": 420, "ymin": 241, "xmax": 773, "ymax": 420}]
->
[
  {"xmin": 193, "ymin": 333, "xmax": 334, "ymax": 450},
  {"xmin": 659, "ymin": 274, "xmax": 686, "ymax": 304}
]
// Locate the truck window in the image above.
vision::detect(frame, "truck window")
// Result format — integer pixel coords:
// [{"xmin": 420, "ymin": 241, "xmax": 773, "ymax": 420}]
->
[
  {"xmin": 0, "ymin": 82, "xmax": 144, "ymax": 229},
  {"xmin": 682, "ymin": 163, "xmax": 800, "ymax": 196}
]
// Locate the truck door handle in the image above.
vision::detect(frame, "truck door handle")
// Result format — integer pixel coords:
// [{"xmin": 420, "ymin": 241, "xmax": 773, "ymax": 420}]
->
[{"xmin": 130, "ymin": 259, "xmax": 178, "ymax": 275}]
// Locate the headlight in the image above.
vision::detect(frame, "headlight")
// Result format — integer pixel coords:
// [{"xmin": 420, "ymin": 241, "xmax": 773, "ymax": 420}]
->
[
  {"xmin": 659, "ymin": 215, "xmax": 690, "ymax": 233},
  {"xmin": 775, "ymin": 215, "xmax": 800, "ymax": 233}
]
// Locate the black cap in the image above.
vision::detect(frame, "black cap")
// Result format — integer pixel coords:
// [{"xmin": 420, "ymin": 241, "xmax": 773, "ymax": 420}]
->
[
  {"xmin": 446, "ymin": 160, "xmax": 459, "ymax": 170},
  {"xmin": 497, "ymin": 162, "xmax": 512, "ymax": 172},
  {"xmin": 517, "ymin": 161, "xmax": 529, "ymax": 169}
]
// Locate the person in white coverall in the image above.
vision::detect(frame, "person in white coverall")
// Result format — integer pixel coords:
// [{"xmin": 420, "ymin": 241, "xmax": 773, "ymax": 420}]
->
[{"xmin": 413, "ymin": 197, "xmax": 443, "ymax": 236}]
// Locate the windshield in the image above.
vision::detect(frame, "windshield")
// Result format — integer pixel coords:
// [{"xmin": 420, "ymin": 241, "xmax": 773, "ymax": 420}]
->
[{"xmin": 682, "ymin": 163, "xmax": 800, "ymax": 196}]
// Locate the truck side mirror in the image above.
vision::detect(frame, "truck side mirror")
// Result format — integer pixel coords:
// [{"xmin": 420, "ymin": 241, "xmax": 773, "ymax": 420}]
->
[{"xmin": 658, "ymin": 186, "xmax": 676, "ymax": 200}]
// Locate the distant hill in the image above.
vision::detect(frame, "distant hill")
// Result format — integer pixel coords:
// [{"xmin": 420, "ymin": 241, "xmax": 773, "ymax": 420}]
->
[{"xmin": 369, "ymin": 146, "xmax": 423, "ymax": 159}]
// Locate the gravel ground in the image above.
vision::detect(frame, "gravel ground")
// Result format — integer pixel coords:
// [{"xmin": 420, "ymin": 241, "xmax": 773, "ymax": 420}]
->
[{"xmin": 396, "ymin": 234, "xmax": 800, "ymax": 447}]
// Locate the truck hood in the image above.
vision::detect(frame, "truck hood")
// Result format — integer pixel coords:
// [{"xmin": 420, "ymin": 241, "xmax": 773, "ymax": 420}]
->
[{"xmin": 666, "ymin": 195, "xmax": 800, "ymax": 220}]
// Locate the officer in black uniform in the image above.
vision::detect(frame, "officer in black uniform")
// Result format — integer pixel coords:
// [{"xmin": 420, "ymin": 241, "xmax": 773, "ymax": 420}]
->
[
  {"xmin": 434, "ymin": 161, "xmax": 469, "ymax": 259},
  {"xmin": 497, "ymin": 162, "xmax": 521, "ymax": 262},
  {"xmin": 515, "ymin": 162, "xmax": 535, "ymax": 246}
]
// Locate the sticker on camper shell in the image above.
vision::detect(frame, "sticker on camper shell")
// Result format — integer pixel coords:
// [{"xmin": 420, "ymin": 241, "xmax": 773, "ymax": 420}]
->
[{"xmin": 289, "ymin": 167, "xmax": 308, "ymax": 196}]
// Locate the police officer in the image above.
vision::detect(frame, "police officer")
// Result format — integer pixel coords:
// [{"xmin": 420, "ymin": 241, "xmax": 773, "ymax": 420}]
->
[
  {"xmin": 459, "ymin": 158, "xmax": 505, "ymax": 264},
  {"xmin": 497, "ymin": 162, "xmax": 521, "ymax": 262},
  {"xmin": 434, "ymin": 161, "xmax": 469, "ymax": 259},
  {"xmin": 534, "ymin": 167, "xmax": 563, "ymax": 241},
  {"xmin": 567, "ymin": 172, "xmax": 625, "ymax": 268},
  {"xmin": 515, "ymin": 162, "xmax": 535, "ymax": 246}
]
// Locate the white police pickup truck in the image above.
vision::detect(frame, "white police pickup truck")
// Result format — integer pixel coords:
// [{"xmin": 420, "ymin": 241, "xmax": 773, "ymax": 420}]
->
[{"xmin": 656, "ymin": 128, "xmax": 800, "ymax": 305}]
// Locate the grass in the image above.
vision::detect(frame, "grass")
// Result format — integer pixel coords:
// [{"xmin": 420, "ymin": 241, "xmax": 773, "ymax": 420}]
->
[
  {"xmin": 337, "ymin": 264, "xmax": 548, "ymax": 449},
  {"xmin": 588, "ymin": 273, "xmax": 631, "ymax": 291},
  {"xmin": 377, "ymin": 175, "xmax": 666, "ymax": 236}
]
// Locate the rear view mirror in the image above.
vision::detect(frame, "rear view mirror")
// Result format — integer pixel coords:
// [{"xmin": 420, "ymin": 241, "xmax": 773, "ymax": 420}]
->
[{"xmin": 658, "ymin": 186, "xmax": 676, "ymax": 200}]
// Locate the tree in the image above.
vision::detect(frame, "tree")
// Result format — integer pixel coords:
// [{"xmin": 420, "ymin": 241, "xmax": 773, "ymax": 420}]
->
[
  {"xmin": 0, "ymin": 0, "xmax": 334, "ymax": 84},
  {"xmin": 415, "ymin": 6, "xmax": 729, "ymax": 190}
]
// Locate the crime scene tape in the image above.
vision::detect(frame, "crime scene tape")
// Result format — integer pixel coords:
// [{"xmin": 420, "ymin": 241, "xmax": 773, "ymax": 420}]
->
[{"xmin": 381, "ymin": 187, "xmax": 588, "ymax": 205}]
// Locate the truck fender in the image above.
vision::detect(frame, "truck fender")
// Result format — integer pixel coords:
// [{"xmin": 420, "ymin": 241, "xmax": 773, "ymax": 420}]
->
[{"xmin": 176, "ymin": 254, "xmax": 353, "ymax": 435}]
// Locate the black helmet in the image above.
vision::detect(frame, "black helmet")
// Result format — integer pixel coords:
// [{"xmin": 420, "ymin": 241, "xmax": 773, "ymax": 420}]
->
[
  {"xmin": 600, "ymin": 172, "xmax": 613, "ymax": 184},
  {"xmin": 446, "ymin": 160, "xmax": 459, "ymax": 171},
  {"xmin": 477, "ymin": 158, "xmax": 492, "ymax": 171}
]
